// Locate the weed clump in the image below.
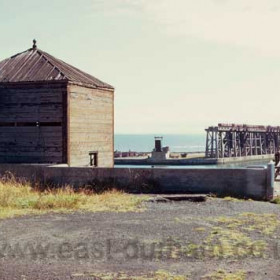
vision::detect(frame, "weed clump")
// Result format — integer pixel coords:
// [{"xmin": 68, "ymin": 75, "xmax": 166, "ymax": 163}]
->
[{"xmin": 0, "ymin": 175, "xmax": 147, "ymax": 219}]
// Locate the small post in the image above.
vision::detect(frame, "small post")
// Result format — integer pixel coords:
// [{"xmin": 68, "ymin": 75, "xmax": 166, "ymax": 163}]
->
[
  {"xmin": 233, "ymin": 131, "xmax": 237, "ymax": 157},
  {"xmin": 255, "ymin": 134, "xmax": 258, "ymax": 155},
  {"xmin": 205, "ymin": 130, "xmax": 209, "ymax": 157},
  {"xmin": 220, "ymin": 132, "xmax": 224, "ymax": 158},
  {"xmin": 215, "ymin": 130, "xmax": 219, "ymax": 158},
  {"xmin": 266, "ymin": 160, "xmax": 275, "ymax": 200},
  {"xmin": 32, "ymin": 39, "xmax": 37, "ymax": 50},
  {"xmin": 210, "ymin": 130, "xmax": 214, "ymax": 158},
  {"xmin": 250, "ymin": 133, "xmax": 253, "ymax": 155}
]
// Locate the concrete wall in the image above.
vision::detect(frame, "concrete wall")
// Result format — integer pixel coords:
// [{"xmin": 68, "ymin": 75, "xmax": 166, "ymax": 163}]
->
[
  {"xmin": 115, "ymin": 154, "xmax": 274, "ymax": 166},
  {"xmin": 216, "ymin": 154, "xmax": 274, "ymax": 164},
  {"xmin": 0, "ymin": 164, "xmax": 274, "ymax": 200},
  {"xmin": 68, "ymin": 85, "xmax": 114, "ymax": 167}
]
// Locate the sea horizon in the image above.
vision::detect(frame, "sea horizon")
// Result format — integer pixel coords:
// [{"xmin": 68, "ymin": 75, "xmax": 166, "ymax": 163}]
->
[{"xmin": 114, "ymin": 133, "xmax": 205, "ymax": 153}]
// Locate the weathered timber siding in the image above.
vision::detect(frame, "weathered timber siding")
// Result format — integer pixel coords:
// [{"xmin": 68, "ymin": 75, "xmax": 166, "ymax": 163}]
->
[
  {"xmin": 0, "ymin": 82, "xmax": 67, "ymax": 163},
  {"xmin": 68, "ymin": 84, "xmax": 114, "ymax": 167}
]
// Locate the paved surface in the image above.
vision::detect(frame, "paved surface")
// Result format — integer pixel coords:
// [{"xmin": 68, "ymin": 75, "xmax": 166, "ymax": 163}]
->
[{"xmin": 0, "ymin": 198, "xmax": 280, "ymax": 279}]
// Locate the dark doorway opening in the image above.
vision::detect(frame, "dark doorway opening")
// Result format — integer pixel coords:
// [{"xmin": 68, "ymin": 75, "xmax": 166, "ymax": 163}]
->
[{"xmin": 89, "ymin": 151, "xmax": 98, "ymax": 167}]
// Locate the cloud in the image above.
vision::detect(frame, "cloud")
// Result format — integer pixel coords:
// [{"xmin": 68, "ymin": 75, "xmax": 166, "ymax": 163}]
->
[{"xmin": 100, "ymin": 0, "xmax": 280, "ymax": 55}]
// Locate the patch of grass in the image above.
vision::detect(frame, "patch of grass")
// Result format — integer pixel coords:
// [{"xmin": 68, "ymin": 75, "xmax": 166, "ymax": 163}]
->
[
  {"xmin": 204, "ymin": 227, "xmax": 266, "ymax": 258},
  {"xmin": 171, "ymin": 212, "xmax": 279, "ymax": 260},
  {"xmin": 202, "ymin": 269, "xmax": 246, "ymax": 280},
  {"xmin": 72, "ymin": 270, "xmax": 188, "ymax": 280},
  {"xmin": 174, "ymin": 217, "xmax": 183, "ymax": 223},
  {"xmin": 213, "ymin": 213, "xmax": 280, "ymax": 235},
  {"xmin": 194, "ymin": 227, "xmax": 206, "ymax": 232},
  {"xmin": 223, "ymin": 197, "xmax": 242, "ymax": 202},
  {"xmin": 0, "ymin": 178, "xmax": 148, "ymax": 219},
  {"xmin": 201, "ymin": 213, "xmax": 279, "ymax": 258},
  {"xmin": 271, "ymin": 196, "xmax": 280, "ymax": 204}
]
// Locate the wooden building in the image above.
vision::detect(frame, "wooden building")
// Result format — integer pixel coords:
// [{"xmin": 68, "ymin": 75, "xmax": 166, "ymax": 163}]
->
[{"xmin": 0, "ymin": 41, "xmax": 114, "ymax": 167}]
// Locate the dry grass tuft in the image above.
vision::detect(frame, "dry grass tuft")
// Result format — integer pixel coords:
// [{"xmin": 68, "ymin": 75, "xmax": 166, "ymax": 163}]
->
[
  {"xmin": 171, "ymin": 212, "xmax": 280, "ymax": 260},
  {"xmin": 223, "ymin": 197, "xmax": 242, "ymax": 202},
  {"xmin": 272, "ymin": 196, "xmax": 280, "ymax": 204},
  {"xmin": 200, "ymin": 212, "xmax": 279, "ymax": 258},
  {"xmin": 0, "ymin": 177, "xmax": 148, "ymax": 219},
  {"xmin": 214, "ymin": 213, "xmax": 280, "ymax": 235},
  {"xmin": 201, "ymin": 269, "xmax": 246, "ymax": 280},
  {"xmin": 72, "ymin": 270, "xmax": 188, "ymax": 280}
]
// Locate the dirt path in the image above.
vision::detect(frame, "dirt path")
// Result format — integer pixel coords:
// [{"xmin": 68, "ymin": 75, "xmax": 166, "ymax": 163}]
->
[{"xmin": 0, "ymin": 198, "xmax": 280, "ymax": 279}]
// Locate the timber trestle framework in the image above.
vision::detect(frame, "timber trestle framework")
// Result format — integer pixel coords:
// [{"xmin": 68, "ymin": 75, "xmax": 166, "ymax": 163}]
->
[{"xmin": 205, "ymin": 124, "xmax": 280, "ymax": 158}]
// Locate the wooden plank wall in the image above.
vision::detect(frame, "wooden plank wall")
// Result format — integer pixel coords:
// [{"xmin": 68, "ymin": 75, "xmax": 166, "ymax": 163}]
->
[
  {"xmin": 0, "ymin": 82, "xmax": 66, "ymax": 163},
  {"xmin": 68, "ymin": 84, "xmax": 114, "ymax": 167}
]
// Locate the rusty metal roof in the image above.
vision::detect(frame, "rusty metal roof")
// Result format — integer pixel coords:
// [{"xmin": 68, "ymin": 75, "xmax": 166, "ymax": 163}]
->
[{"xmin": 0, "ymin": 44, "xmax": 114, "ymax": 90}]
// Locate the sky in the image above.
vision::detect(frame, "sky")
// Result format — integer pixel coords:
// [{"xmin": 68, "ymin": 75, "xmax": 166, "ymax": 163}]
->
[{"xmin": 1, "ymin": 0, "xmax": 280, "ymax": 134}]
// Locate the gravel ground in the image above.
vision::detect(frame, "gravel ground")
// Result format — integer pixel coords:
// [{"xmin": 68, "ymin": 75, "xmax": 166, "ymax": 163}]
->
[{"xmin": 0, "ymin": 197, "xmax": 280, "ymax": 279}]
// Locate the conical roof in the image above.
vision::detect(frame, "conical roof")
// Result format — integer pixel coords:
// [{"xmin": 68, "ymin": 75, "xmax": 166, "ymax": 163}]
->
[{"xmin": 0, "ymin": 42, "xmax": 114, "ymax": 90}]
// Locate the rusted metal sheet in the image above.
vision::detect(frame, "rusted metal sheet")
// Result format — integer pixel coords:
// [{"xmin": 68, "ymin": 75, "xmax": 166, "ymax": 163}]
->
[{"xmin": 0, "ymin": 44, "xmax": 114, "ymax": 90}]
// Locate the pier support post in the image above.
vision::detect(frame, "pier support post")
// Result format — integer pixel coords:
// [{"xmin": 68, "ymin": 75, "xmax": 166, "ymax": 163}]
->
[{"xmin": 266, "ymin": 161, "xmax": 275, "ymax": 200}]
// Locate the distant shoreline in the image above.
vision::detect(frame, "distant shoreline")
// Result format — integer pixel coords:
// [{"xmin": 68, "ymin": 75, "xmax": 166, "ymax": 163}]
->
[{"xmin": 114, "ymin": 134, "xmax": 205, "ymax": 153}]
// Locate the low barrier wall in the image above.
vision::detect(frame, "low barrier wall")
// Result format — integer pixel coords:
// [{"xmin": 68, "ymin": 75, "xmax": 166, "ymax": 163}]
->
[{"xmin": 0, "ymin": 164, "xmax": 274, "ymax": 200}]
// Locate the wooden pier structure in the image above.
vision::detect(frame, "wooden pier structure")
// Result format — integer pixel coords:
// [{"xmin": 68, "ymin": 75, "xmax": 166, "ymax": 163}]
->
[{"xmin": 205, "ymin": 123, "xmax": 280, "ymax": 159}]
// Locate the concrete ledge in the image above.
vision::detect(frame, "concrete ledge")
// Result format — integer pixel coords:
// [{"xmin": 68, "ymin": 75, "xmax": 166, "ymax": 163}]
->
[
  {"xmin": 216, "ymin": 154, "xmax": 273, "ymax": 164},
  {"xmin": 115, "ymin": 154, "xmax": 273, "ymax": 166},
  {"xmin": 0, "ymin": 164, "xmax": 273, "ymax": 200},
  {"xmin": 115, "ymin": 158, "xmax": 217, "ymax": 165}
]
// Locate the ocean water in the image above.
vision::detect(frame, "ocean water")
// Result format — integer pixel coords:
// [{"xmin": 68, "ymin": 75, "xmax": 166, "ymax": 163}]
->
[
  {"xmin": 114, "ymin": 134, "xmax": 205, "ymax": 153},
  {"xmin": 114, "ymin": 134, "xmax": 271, "ymax": 168}
]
